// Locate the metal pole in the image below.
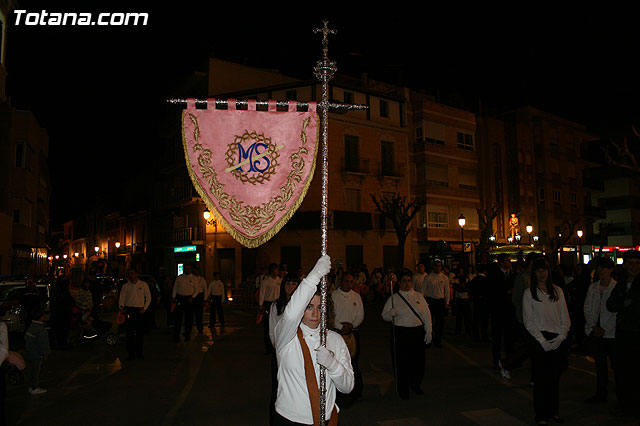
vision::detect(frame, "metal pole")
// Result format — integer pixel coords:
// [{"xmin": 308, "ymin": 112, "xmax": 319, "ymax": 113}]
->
[
  {"xmin": 461, "ymin": 227, "xmax": 465, "ymax": 270},
  {"xmin": 166, "ymin": 98, "xmax": 367, "ymax": 111},
  {"xmin": 314, "ymin": 20, "xmax": 337, "ymax": 425}
]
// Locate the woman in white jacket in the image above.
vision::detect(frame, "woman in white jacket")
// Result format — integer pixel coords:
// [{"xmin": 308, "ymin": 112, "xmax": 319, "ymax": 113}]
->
[
  {"xmin": 523, "ymin": 259, "xmax": 571, "ymax": 425},
  {"xmin": 583, "ymin": 257, "xmax": 617, "ymax": 403},
  {"xmin": 274, "ymin": 255, "xmax": 354, "ymax": 425}
]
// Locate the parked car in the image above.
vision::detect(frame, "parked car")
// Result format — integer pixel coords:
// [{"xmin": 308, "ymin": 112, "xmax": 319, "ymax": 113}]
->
[{"xmin": 0, "ymin": 282, "xmax": 50, "ymax": 332}]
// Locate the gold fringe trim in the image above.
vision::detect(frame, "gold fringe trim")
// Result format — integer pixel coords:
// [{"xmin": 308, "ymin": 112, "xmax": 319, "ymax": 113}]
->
[{"xmin": 181, "ymin": 109, "xmax": 320, "ymax": 248}]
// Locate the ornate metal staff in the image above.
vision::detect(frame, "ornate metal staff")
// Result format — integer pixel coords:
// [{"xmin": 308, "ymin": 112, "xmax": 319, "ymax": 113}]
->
[{"xmin": 313, "ymin": 20, "xmax": 367, "ymax": 425}]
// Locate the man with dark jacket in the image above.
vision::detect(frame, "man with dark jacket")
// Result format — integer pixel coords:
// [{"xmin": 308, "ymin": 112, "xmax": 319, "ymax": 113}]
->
[
  {"xmin": 606, "ymin": 250, "xmax": 640, "ymax": 414},
  {"xmin": 487, "ymin": 254, "xmax": 515, "ymax": 368}
]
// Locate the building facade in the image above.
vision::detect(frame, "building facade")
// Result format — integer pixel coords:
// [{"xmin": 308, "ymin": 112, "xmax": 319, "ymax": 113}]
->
[{"xmin": 410, "ymin": 94, "xmax": 480, "ymax": 267}]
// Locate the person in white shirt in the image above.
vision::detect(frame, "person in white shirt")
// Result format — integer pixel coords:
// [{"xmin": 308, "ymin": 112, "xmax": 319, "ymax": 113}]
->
[
  {"xmin": 119, "ymin": 269, "xmax": 152, "ymax": 360},
  {"xmin": 382, "ymin": 270, "xmax": 432, "ymax": 400},
  {"xmin": 412, "ymin": 263, "xmax": 427, "ymax": 295},
  {"xmin": 192, "ymin": 267, "xmax": 208, "ymax": 335},
  {"xmin": 172, "ymin": 264, "xmax": 198, "ymax": 342},
  {"xmin": 207, "ymin": 272, "xmax": 225, "ymax": 328},
  {"xmin": 423, "ymin": 260, "xmax": 450, "ymax": 347},
  {"xmin": 332, "ymin": 272, "xmax": 364, "ymax": 401},
  {"xmin": 583, "ymin": 257, "xmax": 617, "ymax": 403},
  {"xmin": 259, "ymin": 263, "xmax": 281, "ymax": 354},
  {"xmin": 274, "ymin": 255, "xmax": 353, "ymax": 425},
  {"xmin": 268, "ymin": 274, "xmax": 300, "ymax": 426},
  {"xmin": 523, "ymin": 259, "xmax": 570, "ymax": 425}
]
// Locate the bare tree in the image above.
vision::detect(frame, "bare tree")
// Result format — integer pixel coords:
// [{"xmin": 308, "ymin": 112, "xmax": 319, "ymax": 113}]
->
[
  {"xmin": 543, "ymin": 218, "xmax": 579, "ymax": 265},
  {"xmin": 475, "ymin": 205, "xmax": 499, "ymax": 261},
  {"xmin": 604, "ymin": 126, "xmax": 640, "ymax": 174},
  {"xmin": 371, "ymin": 193, "xmax": 425, "ymax": 270}
]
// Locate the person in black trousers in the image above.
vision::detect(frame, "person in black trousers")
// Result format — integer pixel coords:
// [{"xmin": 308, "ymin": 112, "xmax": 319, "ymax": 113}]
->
[
  {"xmin": 382, "ymin": 270, "xmax": 433, "ymax": 399},
  {"xmin": 523, "ymin": 259, "xmax": 570, "ymax": 425},
  {"xmin": 487, "ymin": 254, "xmax": 516, "ymax": 367},
  {"xmin": 606, "ymin": 250, "xmax": 640, "ymax": 415}
]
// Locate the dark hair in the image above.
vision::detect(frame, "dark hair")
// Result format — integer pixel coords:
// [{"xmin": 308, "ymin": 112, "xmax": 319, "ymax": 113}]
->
[
  {"xmin": 525, "ymin": 252, "xmax": 540, "ymax": 264},
  {"xmin": 398, "ymin": 269, "xmax": 412, "ymax": 282},
  {"xmin": 80, "ymin": 279, "xmax": 91, "ymax": 291},
  {"xmin": 597, "ymin": 257, "xmax": 615, "ymax": 269},
  {"xmin": 268, "ymin": 263, "xmax": 279, "ymax": 275},
  {"xmin": 530, "ymin": 259, "xmax": 558, "ymax": 302},
  {"xmin": 275, "ymin": 273, "xmax": 301, "ymax": 315}
]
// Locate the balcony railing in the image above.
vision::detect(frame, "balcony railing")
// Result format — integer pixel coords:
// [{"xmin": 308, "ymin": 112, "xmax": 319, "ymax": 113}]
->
[
  {"xmin": 342, "ymin": 158, "xmax": 370, "ymax": 174},
  {"xmin": 155, "ymin": 226, "xmax": 204, "ymax": 246}
]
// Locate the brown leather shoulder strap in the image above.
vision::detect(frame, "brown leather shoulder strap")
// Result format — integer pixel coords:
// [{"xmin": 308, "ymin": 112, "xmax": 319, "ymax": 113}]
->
[{"xmin": 296, "ymin": 328, "xmax": 338, "ymax": 426}]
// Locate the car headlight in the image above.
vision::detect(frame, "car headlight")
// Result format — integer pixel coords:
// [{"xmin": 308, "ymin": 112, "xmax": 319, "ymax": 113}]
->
[{"xmin": 9, "ymin": 306, "xmax": 22, "ymax": 315}]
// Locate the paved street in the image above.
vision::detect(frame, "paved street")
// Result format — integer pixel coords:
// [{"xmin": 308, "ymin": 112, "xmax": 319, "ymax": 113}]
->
[{"xmin": 5, "ymin": 300, "xmax": 639, "ymax": 425}]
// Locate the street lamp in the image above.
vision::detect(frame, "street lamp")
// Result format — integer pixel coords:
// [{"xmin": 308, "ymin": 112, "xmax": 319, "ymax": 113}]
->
[
  {"xmin": 515, "ymin": 233, "xmax": 521, "ymax": 244},
  {"xmin": 508, "ymin": 236, "xmax": 513, "ymax": 244},
  {"xmin": 458, "ymin": 214, "xmax": 466, "ymax": 269},
  {"xmin": 526, "ymin": 223, "xmax": 533, "ymax": 245},
  {"xmin": 203, "ymin": 207, "xmax": 218, "ymax": 279},
  {"xmin": 577, "ymin": 229, "xmax": 583, "ymax": 263},
  {"xmin": 115, "ymin": 241, "xmax": 121, "ymax": 249}
]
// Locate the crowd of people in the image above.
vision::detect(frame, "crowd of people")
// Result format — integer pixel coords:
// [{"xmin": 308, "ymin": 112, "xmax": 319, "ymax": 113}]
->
[
  {"xmin": 256, "ymin": 250, "xmax": 640, "ymax": 425},
  {"xmin": 2, "ymin": 249, "xmax": 639, "ymax": 425}
]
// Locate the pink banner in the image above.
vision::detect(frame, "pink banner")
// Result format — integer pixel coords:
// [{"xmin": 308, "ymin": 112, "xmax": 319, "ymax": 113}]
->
[{"xmin": 182, "ymin": 99, "xmax": 319, "ymax": 248}]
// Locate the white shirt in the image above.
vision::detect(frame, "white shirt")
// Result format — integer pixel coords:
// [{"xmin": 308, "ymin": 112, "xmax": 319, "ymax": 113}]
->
[
  {"xmin": 259, "ymin": 275, "xmax": 281, "ymax": 306},
  {"xmin": 381, "ymin": 289, "xmax": 433, "ymax": 343},
  {"xmin": 274, "ymin": 276, "xmax": 354, "ymax": 424},
  {"xmin": 269, "ymin": 305, "xmax": 282, "ymax": 346},
  {"xmin": 412, "ymin": 272, "xmax": 426, "ymax": 294},
  {"xmin": 207, "ymin": 279, "xmax": 225, "ymax": 298},
  {"xmin": 584, "ymin": 279, "xmax": 617, "ymax": 339},
  {"xmin": 118, "ymin": 280, "xmax": 151, "ymax": 310},
  {"xmin": 194, "ymin": 275, "xmax": 207, "ymax": 296},
  {"xmin": 172, "ymin": 273, "xmax": 198, "ymax": 298},
  {"xmin": 523, "ymin": 285, "xmax": 571, "ymax": 345},
  {"xmin": 423, "ymin": 272, "xmax": 450, "ymax": 303},
  {"xmin": 332, "ymin": 289, "xmax": 364, "ymax": 331}
]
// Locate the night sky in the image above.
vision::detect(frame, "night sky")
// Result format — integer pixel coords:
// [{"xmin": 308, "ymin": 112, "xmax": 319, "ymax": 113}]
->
[{"xmin": 5, "ymin": 4, "xmax": 639, "ymax": 224}]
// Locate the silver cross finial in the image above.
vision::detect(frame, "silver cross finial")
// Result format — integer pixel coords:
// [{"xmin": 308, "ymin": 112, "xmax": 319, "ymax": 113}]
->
[{"xmin": 314, "ymin": 20, "xmax": 337, "ymax": 59}]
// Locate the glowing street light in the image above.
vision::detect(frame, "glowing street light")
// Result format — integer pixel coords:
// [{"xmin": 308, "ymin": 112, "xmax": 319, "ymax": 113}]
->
[
  {"xmin": 526, "ymin": 223, "xmax": 533, "ymax": 245},
  {"xmin": 115, "ymin": 241, "xmax": 121, "ymax": 249},
  {"xmin": 458, "ymin": 214, "xmax": 466, "ymax": 268},
  {"xmin": 577, "ymin": 229, "xmax": 584, "ymax": 263}
]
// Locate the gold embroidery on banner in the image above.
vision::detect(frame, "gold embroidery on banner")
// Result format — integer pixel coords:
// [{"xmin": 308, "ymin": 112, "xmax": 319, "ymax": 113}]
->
[
  {"xmin": 182, "ymin": 110, "xmax": 318, "ymax": 247},
  {"xmin": 224, "ymin": 130, "xmax": 280, "ymax": 185}
]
